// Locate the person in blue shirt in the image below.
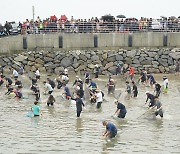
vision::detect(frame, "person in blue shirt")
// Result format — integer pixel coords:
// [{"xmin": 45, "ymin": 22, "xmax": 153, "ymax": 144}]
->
[
  {"xmin": 89, "ymin": 79, "xmax": 97, "ymax": 91},
  {"xmin": 114, "ymin": 100, "xmax": 127, "ymax": 118},
  {"xmin": 147, "ymin": 74, "xmax": 156, "ymax": 87},
  {"xmin": 63, "ymin": 84, "xmax": 71, "ymax": 100},
  {"xmin": 32, "ymin": 101, "xmax": 40, "ymax": 117},
  {"xmin": 102, "ymin": 120, "xmax": 117, "ymax": 138}
]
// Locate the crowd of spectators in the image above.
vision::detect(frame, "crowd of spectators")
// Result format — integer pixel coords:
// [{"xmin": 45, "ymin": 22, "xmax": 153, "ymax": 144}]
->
[{"xmin": 1, "ymin": 15, "xmax": 180, "ymax": 37}]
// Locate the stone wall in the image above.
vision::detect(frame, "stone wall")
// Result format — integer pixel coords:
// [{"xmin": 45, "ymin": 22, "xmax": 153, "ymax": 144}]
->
[{"xmin": 1, "ymin": 48, "xmax": 180, "ymax": 75}]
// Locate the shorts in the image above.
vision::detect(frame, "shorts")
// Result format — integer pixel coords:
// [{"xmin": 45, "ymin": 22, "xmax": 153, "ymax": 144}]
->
[
  {"xmin": 118, "ymin": 109, "xmax": 127, "ymax": 118},
  {"xmin": 66, "ymin": 96, "xmax": 71, "ymax": 100},
  {"xmin": 155, "ymin": 109, "xmax": 163, "ymax": 117},
  {"xmin": 36, "ymin": 75, "xmax": 40, "ymax": 80},
  {"xmin": 134, "ymin": 91, "xmax": 138, "ymax": 97},
  {"xmin": 110, "ymin": 131, "xmax": 117, "ymax": 138},
  {"xmin": 163, "ymin": 88, "xmax": 168, "ymax": 93},
  {"xmin": 47, "ymin": 102, "xmax": 54, "ymax": 106},
  {"xmin": 96, "ymin": 102, "xmax": 102, "ymax": 108}
]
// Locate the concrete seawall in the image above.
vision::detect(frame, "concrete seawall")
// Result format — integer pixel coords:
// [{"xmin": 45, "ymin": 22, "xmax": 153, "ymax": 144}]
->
[{"xmin": 1, "ymin": 32, "xmax": 180, "ymax": 54}]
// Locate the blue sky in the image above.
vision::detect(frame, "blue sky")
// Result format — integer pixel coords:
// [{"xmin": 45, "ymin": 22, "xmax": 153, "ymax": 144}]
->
[{"xmin": 0, "ymin": 0, "xmax": 179, "ymax": 24}]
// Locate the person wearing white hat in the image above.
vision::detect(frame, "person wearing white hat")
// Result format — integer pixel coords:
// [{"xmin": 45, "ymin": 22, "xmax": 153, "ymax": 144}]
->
[{"xmin": 94, "ymin": 64, "xmax": 99, "ymax": 78}]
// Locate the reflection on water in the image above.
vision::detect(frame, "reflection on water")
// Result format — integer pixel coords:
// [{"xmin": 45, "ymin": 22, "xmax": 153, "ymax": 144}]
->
[
  {"xmin": 0, "ymin": 74, "xmax": 180, "ymax": 153},
  {"xmin": 76, "ymin": 118, "xmax": 83, "ymax": 133}
]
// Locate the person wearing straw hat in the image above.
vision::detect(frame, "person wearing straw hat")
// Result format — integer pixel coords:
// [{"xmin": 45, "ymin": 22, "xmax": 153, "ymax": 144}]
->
[{"xmin": 102, "ymin": 120, "xmax": 117, "ymax": 138}]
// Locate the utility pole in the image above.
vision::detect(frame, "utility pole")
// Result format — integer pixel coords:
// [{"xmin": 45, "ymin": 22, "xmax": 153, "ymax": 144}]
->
[
  {"xmin": 32, "ymin": 6, "xmax": 35, "ymax": 22},
  {"xmin": 32, "ymin": 6, "xmax": 35, "ymax": 33}
]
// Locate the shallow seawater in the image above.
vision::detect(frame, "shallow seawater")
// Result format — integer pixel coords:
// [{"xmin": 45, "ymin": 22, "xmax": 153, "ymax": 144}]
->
[{"xmin": 0, "ymin": 73, "xmax": 179, "ymax": 154}]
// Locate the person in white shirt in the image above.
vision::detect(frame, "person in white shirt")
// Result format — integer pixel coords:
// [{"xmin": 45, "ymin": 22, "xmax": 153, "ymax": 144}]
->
[
  {"xmin": 35, "ymin": 69, "xmax": 40, "ymax": 80},
  {"xmin": 43, "ymin": 81, "xmax": 53, "ymax": 94},
  {"xmin": 13, "ymin": 69, "xmax": 19, "ymax": 79},
  {"xmin": 163, "ymin": 76, "xmax": 169, "ymax": 93},
  {"xmin": 64, "ymin": 68, "xmax": 68, "ymax": 77},
  {"xmin": 62, "ymin": 75, "xmax": 69, "ymax": 84},
  {"xmin": 95, "ymin": 88, "xmax": 103, "ymax": 109}
]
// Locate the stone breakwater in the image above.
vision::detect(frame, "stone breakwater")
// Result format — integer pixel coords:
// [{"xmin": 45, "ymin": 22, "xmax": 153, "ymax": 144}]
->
[{"xmin": 0, "ymin": 48, "xmax": 180, "ymax": 75}]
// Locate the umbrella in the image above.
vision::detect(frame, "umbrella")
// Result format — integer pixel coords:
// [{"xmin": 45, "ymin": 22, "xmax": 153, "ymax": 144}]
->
[
  {"xmin": 160, "ymin": 16, "xmax": 167, "ymax": 19},
  {"xmin": 60, "ymin": 15, "xmax": 67, "ymax": 21},
  {"xmin": 50, "ymin": 15, "xmax": 57, "ymax": 21},
  {"xmin": 101, "ymin": 14, "xmax": 115, "ymax": 22},
  {"xmin": 169, "ymin": 16, "xmax": 176, "ymax": 20},
  {"xmin": 117, "ymin": 15, "xmax": 126, "ymax": 18}
]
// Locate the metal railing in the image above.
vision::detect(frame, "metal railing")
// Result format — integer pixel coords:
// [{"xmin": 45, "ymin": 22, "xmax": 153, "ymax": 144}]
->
[{"xmin": 1, "ymin": 20, "xmax": 180, "ymax": 37}]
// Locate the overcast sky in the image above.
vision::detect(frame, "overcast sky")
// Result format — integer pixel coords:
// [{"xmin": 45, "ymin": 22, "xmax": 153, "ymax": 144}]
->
[{"xmin": 1, "ymin": 0, "xmax": 180, "ymax": 24}]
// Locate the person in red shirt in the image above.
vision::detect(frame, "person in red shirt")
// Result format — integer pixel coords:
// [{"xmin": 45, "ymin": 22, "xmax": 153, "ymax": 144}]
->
[{"xmin": 129, "ymin": 65, "xmax": 135, "ymax": 81}]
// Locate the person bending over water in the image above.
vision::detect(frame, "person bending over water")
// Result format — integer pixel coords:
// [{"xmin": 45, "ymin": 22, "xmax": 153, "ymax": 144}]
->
[
  {"xmin": 47, "ymin": 95, "xmax": 55, "ymax": 106},
  {"xmin": 113, "ymin": 100, "xmax": 127, "ymax": 118},
  {"xmin": 102, "ymin": 120, "xmax": 117, "ymax": 138}
]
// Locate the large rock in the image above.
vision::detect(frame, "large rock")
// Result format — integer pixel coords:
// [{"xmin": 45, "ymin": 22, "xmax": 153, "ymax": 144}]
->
[
  {"xmin": 152, "ymin": 61, "xmax": 159, "ymax": 66},
  {"xmin": 35, "ymin": 58, "xmax": 44, "ymax": 65},
  {"xmin": 158, "ymin": 58, "xmax": 168, "ymax": 67},
  {"xmin": 108, "ymin": 66, "xmax": 116, "ymax": 75},
  {"xmin": 125, "ymin": 57, "xmax": 132, "ymax": 64},
  {"xmin": 3, "ymin": 58, "xmax": 11, "ymax": 63},
  {"xmin": 133, "ymin": 59, "xmax": 140, "ymax": 64},
  {"xmin": 159, "ymin": 66, "xmax": 165, "ymax": 73},
  {"xmin": 88, "ymin": 64, "xmax": 95, "ymax": 69},
  {"xmin": 169, "ymin": 52, "xmax": 180, "ymax": 60},
  {"xmin": 126, "ymin": 50, "xmax": 136, "ymax": 58},
  {"xmin": 54, "ymin": 67, "xmax": 64, "ymax": 75},
  {"xmin": 161, "ymin": 55, "xmax": 168, "ymax": 59},
  {"xmin": 102, "ymin": 53, "xmax": 108, "ymax": 59},
  {"xmin": 44, "ymin": 57, "xmax": 54, "ymax": 63},
  {"xmin": 72, "ymin": 63, "xmax": 80, "ymax": 69},
  {"xmin": 38, "ymin": 67, "xmax": 46, "ymax": 73},
  {"xmin": 14, "ymin": 55, "xmax": 27, "ymax": 62},
  {"xmin": 44, "ymin": 62, "xmax": 54, "ymax": 68},
  {"xmin": 3, "ymin": 66, "xmax": 11, "ymax": 74},
  {"xmin": 79, "ymin": 54, "xmax": 87, "ymax": 61},
  {"xmin": 60, "ymin": 57, "xmax": 73, "ymax": 67},
  {"xmin": 107, "ymin": 56, "xmax": 116, "ymax": 62},
  {"xmin": 91, "ymin": 55, "xmax": 99, "ymax": 61},
  {"xmin": 75, "ymin": 65, "xmax": 86, "ymax": 72},
  {"xmin": 28, "ymin": 56, "xmax": 35, "ymax": 61},
  {"xmin": 147, "ymin": 52, "xmax": 157, "ymax": 58},
  {"xmin": 0, "ymin": 58, "xmax": 7, "ymax": 66},
  {"xmin": 116, "ymin": 54, "xmax": 123, "ymax": 61},
  {"xmin": 104, "ymin": 62, "xmax": 114, "ymax": 70},
  {"xmin": 140, "ymin": 60, "xmax": 152, "ymax": 65},
  {"xmin": 27, "ymin": 61, "xmax": 35, "ymax": 66}
]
